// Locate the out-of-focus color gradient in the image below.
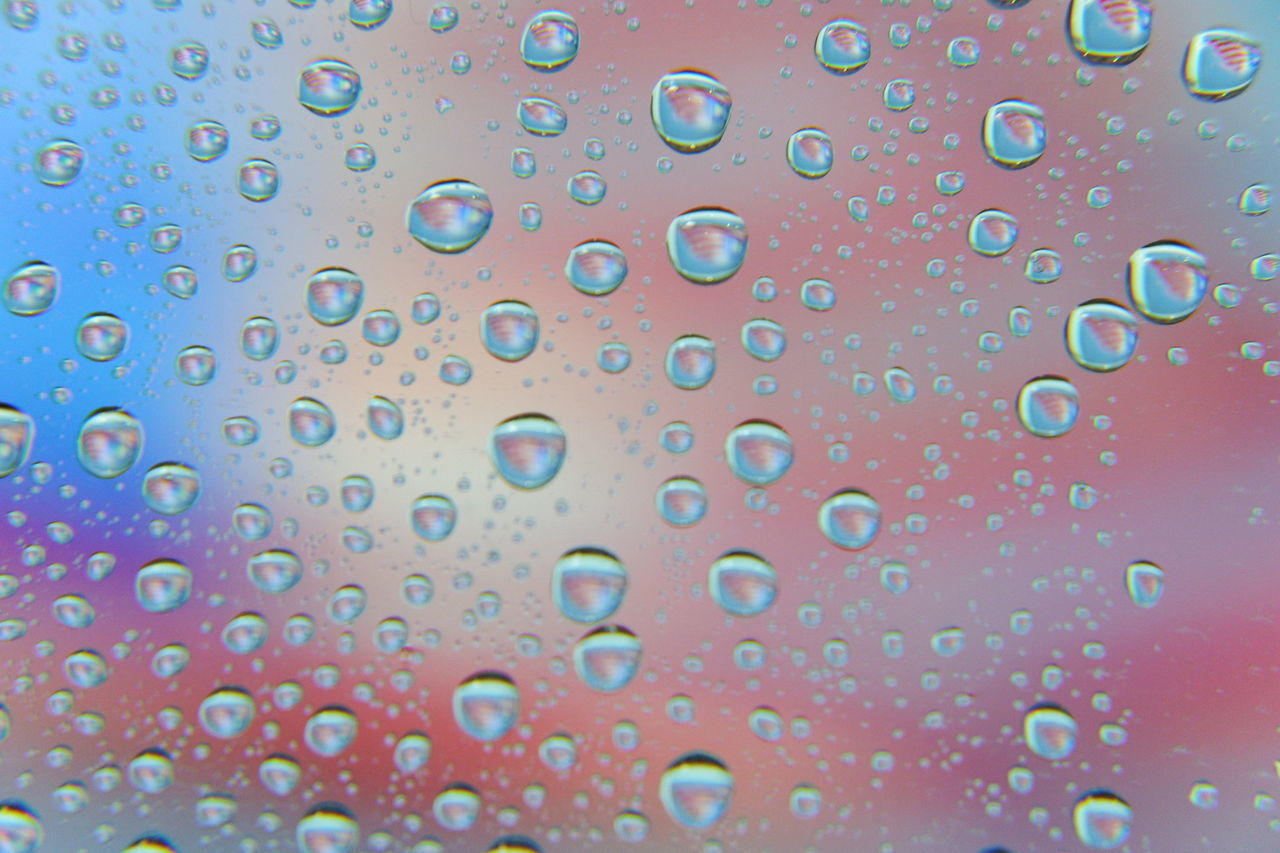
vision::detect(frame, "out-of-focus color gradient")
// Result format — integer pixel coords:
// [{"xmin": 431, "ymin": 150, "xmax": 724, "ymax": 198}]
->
[{"xmin": 1, "ymin": 0, "xmax": 1278, "ymax": 850}]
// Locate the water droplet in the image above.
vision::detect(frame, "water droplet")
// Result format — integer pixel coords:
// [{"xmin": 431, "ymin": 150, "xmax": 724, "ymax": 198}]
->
[
  {"xmin": 199, "ymin": 688, "xmax": 256, "ymax": 739},
  {"xmin": 651, "ymin": 70, "xmax": 732, "ymax": 153},
  {"xmin": 349, "ymin": 0, "xmax": 391, "ymax": 29},
  {"xmin": 800, "ymin": 278, "xmax": 836, "ymax": 311},
  {"xmin": 818, "ymin": 490, "xmax": 881, "ymax": 550},
  {"xmin": 968, "ymin": 209, "xmax": 1019, "ymax": 256},
  {"xmin": 1127, "ymin": 241, "xmax": 1208, "ymax": 324},
  {"xmin": 428, "ymin": 3, "xmax": 458, "ymax": 32},
  {"xmin": 299, "ymin": 59, "xmax": 361, "ymax": 116},
  {"xmin": 1066, "ymin": 300, "xmax": 1138, "ymax": 372},
  {"xmin": 135, "ymin": 560, "xmax": 191, "ymax": 612},
  {"xmin": 367, "ymin": 395, "xmax": 403, "ymax": 440},
  {"xmin": 947, "ymin": 36, "xmax": 981, "ymax": 67},
  {"xmin": 307, "ymin": 267, "xmax": 364, "ymax": 326},
  {"xmin": 305, "ymin": 706, "xmax": 359, "ymax": 756},
  {"xmin": 76, "ymin": 313, "xmax": 128, "ymax": 361},
  {"xmin": 247, "ymin": 549, "xmax": 302, "ymax": 594},
  {"xmin": 222, "ymin": 416, "xmax": 259, "ymax": 446},
  {"xmin": 539, "ymin": 733, "xmax": 577, "ymax": 771},
  {"xmin": 665, "ymin": 335, "xmax": 716, "ymax": 390},
  {"xmin": 222, "ymin": 611, "xmax": 268, "ymax": 654},
  {"xmin": 174, "ymin": 345, "xmax": 216, "ymax": 385},
  {"xmin": 814, "ymin": 19, "xmax": 870, "ymax": 74},
  {"xmin": 787, "ymin": 128, "xmax": 833, "ymax": 179},
  {"xmin": 573, "ymin": 626, "xmax": 642, "ymax": 693},
  {"xmin": 597, "ymin": 341, "xmax": 632, "ymax": 373},
  {"xmin": 656, "ymin": 476, "xmax": 708, "ymax": 527},
  {"xmin": 0, "ymin": 405, "xmax": 33, "ymax": 478},
  {"xmin": 223, "ymin": 245, "xmax": 258, "ymax": 282},
  {"xmin": 1073, "ymin": 791, "xmax": 1132, "ymax": 849},
  {"xmin": 1068, "ymin": 0, "xmax": 1152, "ymax": 65},
  {"xmin": 724, "ymin": 420, "xmax": 793, "ymax": 485},
  {"xmin": 290, "ymin": 397, "xmax": 336, "ymax": 447},
  {"xmin": 1125, "ymin": 560, "xmax": 1164, "ymax": 607},
  {"xmin": 64, "ymin": 648, "xmax": 108, "ymax": 689},
  {"xmin": 517, "ymin": 97, "xmax": 567, "ymax": 137},
  {"xmin": 77, "ymin": 408, "xmax": 142, "ymax": 478},
  {"xmin": 1018, "ymin": 376, "xmax": 1080, "ymax": 438},
  {"xmin": 434, "ymin": 785, "xmax": 481, "ymax": 831},
  {"xmin": 740, "ymin": 318, "xmax": 786, "ymax": 362},
  {"xmin": 884, "ymin": 366, "xmax": 917, "ymax": 403},
  {"xmin": 489, "ymin": 414, "xmax": 566, "ymax": 489},
  {"xmin": 34, "ymin": 139, "xmax": 85, "ymax": 186},
  {"xmin": 260, "ymin": 754, "xmax": 302, "ymax": 795},
  {"xmin": 1189, "ymin": 780, "xmax": 1218, "ymax": 809},
  {"xmin": 1024, "ymin": 704, "xmax": 1078, "ymax": 760},
  {"xmin": 52, "ymin": 594, "xmax": 93, "ymax": 628},
  {"xmin": 667, "ymin": 208, "xmax": 748, "ymax": 284},
  {"xmin": 393, "ymin": 731, "xmax": 432, "ymax": 773},
  {"xmin": 982, "ymin": 100, "xmax": 1045, "ymax": 169},
  {"xmin": 1183, "ymin": 29, "xmax": 1262, "ymax": 101},
  {"xmin": 185, "ymin": 119, "xmax": 228, "ymax": 161},
  {"xmin": 407, "ymin": 180, "xmax": 493, "ymax": 253},
  {"xmin": 567, "ymin": 169, "xmax": 607, "ymax": 205},
  {"xmin": 238, "ymin": 158, "xmax": 279, "ymax": 202},
  {"xmin": 520, "ymin": 10, "xmax": 579, "ymax": 71},
  {"xmin": 566, "ymin": 240, "xmax": 628, "ymax": 296},
  {"xmin": 1025, "ymin": 248, "xmax": 1063, "ymax": 283},
  {"xmin": 5, "ymin": 261, "xmax": 59, "ymax": 316},
  {"xmin": 296, "ymin": 804, "xmax": 360, "ymax": 853},
  {"xmin": 453, "ymin": 672, "xmax": 519, "ymax": 740},
  {"xmin": 709, "ymin": 551, "xmax": 777, "ymax": 617},
  {"xmin": 552, "ymin": 547, "xmax": 628, "ymax": 623},
  {"xmin": 240, "ymin": 316, "xmax": 279, "ymax": 361},
  {"xmin": 790, "ymin": 785, "xmax": 822, "ymax": 818},
  {"xmin": 480, "ymin": 301, "xmax": 539, "ymax": 362},
  {"xmin": 128, "ymin": 749, "xmax": 174, "ymax": 793},
  {"xmin": 411, "ymin": 494, "xmax": 457, "ymax": 541},
  {"xmin": 659, "ymin": 753, "xmax": 734, "ymax": 829},
  {"xmin": 142, "ymin": 462, "xmax": 201, "ymax": 515},
  {"xmin": 440, "ymin": 355, "xmax": 473, "ymax": 385},
  {"xmin": 169, "ymin": 40, "xmax": 208, "ymax": 79}
]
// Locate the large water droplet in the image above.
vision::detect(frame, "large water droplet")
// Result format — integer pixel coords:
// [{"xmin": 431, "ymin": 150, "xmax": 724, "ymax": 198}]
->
[
  {"xmin": 1068, "ymin": 0, "xmax": 1152, "ymax": 65},
  {"xmin": 34, "ymin": 139, "xmax": 85, "ymax": 186},
  {"xmin": 299, "ymin": 59, "xmax": 361, "ymax": 116},
  {"xmin": 724, "ymin": 420, "xmax": 793, "ymax": 485},
  {"xmin": 4, "ymin": 261, "xmax": 58, "ymax": 316},
  {"xmin": 367, "ymin": 396, "xmax": 403, "ymax": 440},
  {"xmin": 655, "ymin": 476, "xmax": 708, "ymax": 527},
  {"xmin": 1018, "ymin": 376, "xmax": 1079, "ymax": 438},
  {"xmin": 260, "ymin": 754, "xmax": 302, "ymax": 796},
  {"xmin": 411, "ymin": 494, "xmax": 457, "ymax": 541},
  {"xmin": 247, "ymin": 549, "xmax": 303, "ymax": 594},
  {"xmin": 1073, "ymin": 792, "xmax": 1132, "ymax": 849},
  {"xmin": 1127, "ymin": 241, "xmax": 1208, "ymax": 324},
  {"xmin": 199, "ymin": 687, "xmax": 256, "ymax": 739},
  {"xmin": 305, "ymin": 706, "xmax": 359, "ymax": 756},
  {"xmin": 307, "ymin": 267, "xmax": 364, "ymax": 326},
  {"xmin": 77, "ymin": 408, "xmax": 142, "ymax": 478},
  {"xmin": 238, "ymin": 158, "xmax": 279, "ymax": 202},
  {"xmin": 814, "ymin": 19, "xmax": 870, "ymax": 74},
  {"xmin": 1066, "ymin": 300, "xmax": 1138, "ymax": 372},
  {"xmin": 393, "ymin": 731, "xmax": 432, "ymax": 773},
  {"xmin": 480, "ymin": 300, "xmax": 539, "ymax": 362},
  {"xmin": 1183, "ymin": 29, "xmax": 1262, "ymax": 101},
  {"xmin": 407, "ymin": 180, "xmax": 493, "ymax": 254},
  {"xmin": 709, "ymin": 551, "xmax": 777, "ymax": 617},
  {"xmin": 667, "ymin": 208, "xmax": 748, "ymax": 284},
  {"xmin": 453, "ymin": 672, "xmax": 519, "ymax": 741},
  {"xmin": 659, "ymin": 753, "xmax": 734, "ymax": 829},
  {"xmin": 982, "ymin": 100, "xmax": 1045, "ymax": 169},
  {"xmin": 516, "ymin": 96, "xmax": 567, "ymax": 137},
  {"xmin": 135, "ymin": 560, "xmax": 192, "ymax": 613},
  {"xmin": 968, "ymin": 208, "xmax": 1019, "ymax": 256},
  {"xmin": 0, "ymin": 405, "xmax": 33, "ymax": 478},
  {"xmin": 489, "ymin": 414, "xmax": 566, "ymax": 489},
  {"xmin": 434, "ymin": 785, "xmax": 481, "ymax": 831},
  {"xmin": 818, "ymin": 490, "xmax": 881, "ymax": 550},
  {"xmin": 520, "ymin": 10, "xmax": 579, "ymax": 71},
  {"xmin": 651, "ymin": 70, "xmax": 732, "ymax": 154},
  {"xmin": 566, "ymin": 240, "xmax": 628, "ymax": 296},
  {"xmin": 787, "ymin": 128, "xmax": 833, "ymax": 179},
  {"xmin": 142, "ymin": 462, "xmax": 201, "ymax": 515},
  {"xmin": 665, "ymin": 335, "xmax": 716, "ymax": 390},
  {"xmin": 1024, "ymin": 704, "xmax": 1078, "ymax": 760},
  {"xmin": 349, "ymin": 0, "xmax": 391, "ymax": 29},
  {"xmin": 573, "ymin": 626, "xmax": 642, "ymax": 693},
  {"xmin": 552, "ymin": 548, "xmax": 628, "ymax": 623},
  {"xmin": 290, "ymin": 397, "xmax": 336, "ymax": 447},
  {"xmin": 296, "ymin": 804, "xmax": 360, "ymax": 853},
  {"xmin": 1126, "ymin": 560, "xmax": 1165, "ymax": 608},
  {"xmin": 76, "ymin": 313, "xmax": 128, "ymax": 361}
]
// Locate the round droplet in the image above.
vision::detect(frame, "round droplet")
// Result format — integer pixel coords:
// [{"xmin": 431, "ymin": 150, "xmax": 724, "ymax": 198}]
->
[
  {"xmin": 199, "ymin": 688, "xmax": 256, "ymax": 739},
  {"xmin": 298, "ymin": 59, "xmax": 361, "ymax": 116},
  {"xmin": 815, "ymin": 19, "xmax": 870, "ymax": 74},
  {"xmin": 247, "ymin": 549, "xmax": 303, "ymax": 594},
  {"xmin": 489, "ymin": 414, "xmax": 566, "ymax": 489},
  {"xmin": 222, "ymin": 611, "xmax": 268, "ymax": 654},
  {"xmin": 306, "ymin": 267, "xmax": 364, "ymax": 326},
  {"xmin": 76, "ymin": 313, "xmax": 128, "ymax": 361},
  {"xmin": 1184, "ymin": 29, "xmax": 1262, "ymax": 101},
  {"xmin": 169, "ymin": 40, "xmax": 208, "ymax": 79},
  {"xmin": 222, "ymin": 416, "xmax": 259, "ymax": 446},
  {"xmin": 597, "ymin": 341, "xmax": 632, "ymax": 373},
  {"xmin": 517, "ymin": 96, "xmax": 567, "ymax": 137},
  {"xmin": 1018, "ymin": 376, "xmax": 1079, "ymax": 438},
  {"xmin": 366, "ymin": 396, "xmax": 403, "ymax": 440},
  {"xmin": 238, "ymin": 158, "xmax": 279, "ymax": 202},
  {"xmin": 240, "ymin": 316, "xmax": 279, "ymax": 361},
  {"xmin": 5, "ymin": 261, "xmax": 58, "ymax": 315},
  {"xmin": 982, "ymin": 100, "xmax": 1045, "ymax": 169},
  {"xmin": 656, "ymin": 476, "xmax": 707, "ymax": 527},
  {"xmin": 411, "ymin": 494, "xmax": 457, "ymax": 542},
  {"xmin": 135, "ymin": 559, "xmax": 191, "ymax": 613},
  {"xmin": 407, "ymin": 180, "xmax": 493, "ymax": 253},
  {"xmin": 1239, "ymin": 183, "xmax": 1272, "ymax": 216},
  {"xmin": 223, "ymin": 245, "xmax": 258, "ymax": 282},
  {"xmin": 52, "ymin": 594, "xmax": 94, "ymax": 628},
  {"xmin": 434, "ymin": 785, "xmax": 481, "ymax": 831},
  {"xmin": 349, "ymin": 0, "xmax": 391, "ymax": 29},
  {"xmin": 740, "ymin": 318, "xmax": 786, "ymax": 362},
  {"xmin": 185, "ymin": 119, "xmax": 229, "ymax": 161},
  {"xmin": 818, "ymin": 490, "xmax": 881, "ymax": 550},
  {"xmin": 790, "ymin": 785, "xmax": 822, "ymax": 818},
  {"xmin": 1068, "ymin": 0, "xmax": 1152, "ymax": 65},
  {"xmin": 296, "ymin": 804, "xmax": 360, "ymax": 853},
  {"xmin": 800, "ymin": 278, "xmax": 836, "ymax": 311},
  {"xmin": 969, "ymin": 209, "xmax": 1019, "ymax": 256},
  {"xmin": 651, "ymin": 70, "xmax": 732, "ymax": 154},
  {"xmin": 1073, "ymin": 792, "xmax": 1132, "ymax": 849},
  {"xmin": 666, "ymin": 208, "xmax": 748, "ymax": 284},
  {"xmin": 665, "ymin": 335, "xmax": 716, "ymax": 390},
  {"xmin": 566, "ymin": 240, "xmax": 628, "ymax": 296},
  {"xmin": 128, "ymin": 749, "xmax": 174, "ymax": 793},
  {"xmin": 345, "ymin": 142, "xmax": 376, "ymax": 172},
  {"xmin": 1025, "ymin": 248, "xmax": 1063, "ymax": 283},
  {"xmin": 440, "ymin": 355, "xmax": 472, "ymax": 385},
  {"xmin": 1066, "ymin": 300, "xmax": 1138, "ymax": 372},
  {"xmin": 175, "ymin": 345, "xmax": 216, "ymax": 386},
  {"xmin": 34, "ymin": 139, "xmax": 85, "ymax": 186},
  {"xmin": 1024, "ymin": 704, "xmax": 1078, "ymax": 760},
  {"xmin": 659, "ymin": 421, "xmax": 694, "ymax": 454},
  {"xmin": 749, "ymin": 707, "xmax": 783, "ymax": 741},
  {"xmin": 0, "ymin": 405, "xmax": 34, "ymax": 478},
  {"xmin": 64, "ymin": 649, "xmax": 108, "ymax": 688},
  {"xmin": 260, "ymin": 755, "xmax": 301, "ymax": 796},
  {"xmin": 290, "ymin": 397, "xmax": 336, "ymax": 447},
  {"xmin": 480, "ymin": 301, "xmax": 539, "ymax": 362},
  {"xmin": 393, "ymin": 731, "xmax": 431, "ymax": 773},
  {"xmin": 305, "ymin": 707, "xmax": 359, "ymax": 757},
  {"xmin": 453, "ymin": 672, "xmax": 519, "ymax": 741},
  {"xmin": 1127, "ymin": 241, "xmax": 1208, "ymax": 324},
  {"xmin": 77, "ymin": 408, "xmax": 142, "ymax": 478},
  {"xmin": 539, "ymin": 733, "xmax": 577, "ymax": 771},
  {"xmin": 552, "ymin": 547, "xmax": 628, "ymax": 624},
  {"xmin": 573, "ymin": 626, "xmax": 642, "ymax": 693},
  {"xmin": 709, "ymin": 551, "xmax": 777, "ymax": 617},
  {"xmin": 1125, "ymin": 560, "xmax": 1164, "ymax": 608},
  {"xmin": 725, "ymin": 420, "xmax": 793, "ymax": 485},
  {"xmin": 787, "ymin": 128, "xmax": 833, "ymax": 179},
  {"xmin": 520, "ymin": 10, "xmax": 579, "ymax": 71},
  {"xmin": 412, "ymin": 292, "xmax": 441, "ymax": 324},
  {"xmin": 566, "ymin": 169, "xmax": 606, "ymax": 205},
  {"xmin": 142, "ymin": 462, "xmax": 201, "ymax": 515},
  {"xmin": 659, "ymin": 753, "xmax": 733, "ymax": 829}
]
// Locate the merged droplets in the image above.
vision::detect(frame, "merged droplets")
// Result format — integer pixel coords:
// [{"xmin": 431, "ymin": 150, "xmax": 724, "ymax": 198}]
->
[
  {"xmin": 787, "ymin": 128, "xmax": 833, "ymax": 179},
  {"xmin": 552, "ymin": 548, "xmax": 628, "ymax": 623},
  {"xmin": 199, "ymin": 688, "xmax": 256, "ymax": 739},
  {"xmin": 520, "ymin": 10, "xmax": 579, "ymax": 71},
  {"xmin": 142, "ymin": 462, "xmax": 201, "ymax": 515},
  {"xmin": 289, "ymin": 397, "xmax": 336, "ymax": 447},
  {"xmin": 298, "ymin": 59, "xmax": 361, "ymax": 116},
  {"xmin": 982, "ymin": 100, "xmax": 1045, "ymax": 169},
  {"xmin": 77, "ymin": 408, "xmax": 142, "ymax": 478},
  {"xmin": 659, "ymin": 753, "xmax": 734, "ymax": 829},
  {"xmin": 667, "ymin": 208, "xmax": 748, "ymax": 284},
  {"xmin": 1126, "ymin": 560, "xmax": 1165, "ymax": 608},
  {"xmin": 5, "ymin": 261, "xmax": 59, "ymax": 316},
  {"xmin": 305, "ymin": 707, "xmax": 359, "ymax": 757},
  {"xmin": 296, "ymin": 804, "xmax": 360, "ymax": 853},
  {"xmin": 489, "ymin": 414, "xmax": 566, "ymax": 489},
  {"xmin": 247, "ymin": 549, "xmax": 303, "ymax": 594},
  {"xmin": 818, "ymin": 490, "xmax": 881, "ymax": 550},
  {"xmin": 708, "ymin": 551, "xmax": 777, "ymax": 617},
  {"xmin": 573, "ymin": 626, "xmax": 642, "ymax": 693},
  {"xmin": 665, "ymin": 335, "xmax": 716, "ymax": 390},
  {"xmin": 1018, "ymin": 376, "xmax": 1080, "ymax": 438},
  {"xmin": 453, "ymin": 672, "xmax": 519, "ymax": 741},
  {"xmin": 1024, "ymin": 704, "xmax": 1078, "ymax": 760},
  {"xmin": 480, "ymin": 301, "xmax": 539, "ymax": 362},
  {"xmin": 968, "ymin": 209, "xmax": 1019, "ymax": 257},
  {"xmin": 655, "ymin": 476, "xmax": 708, "ymax": 527},
  {"xmin": 566, "ymin": 240, "xmax": 628, "ymax": 296},
  {"xmin": 1073, "ymin": 792, "xmax": 1132, "ymax": 849},
  {"xmin": 1066, "ymin": 300, "xmax": 1138, "ymax": 372},
  {"xmin": 814, "ymin": 19, "xmax": 870, "ymax": 74},
  {"xmin": 1128, "ymin": 241, "xmax": 1208, "ymax": 324},
  {"xmin": 411, "ymin": 494, "xmax": 457, "ymax": 542},
  {"xmin": 1068, "ymin": 0, "xmax": 1152, "ymax": 65},
  {"xmin": 76, "ymin": 313, "xmax": 128, "ymax": 361},
  {"xmin": 650, "ymin": 70, "xmax": 732, "ymax": 154},
  {"xmin": 34, "ymin": 139, "xmax": 85, "ymax": 186},
  {"xmin": 0, "ymin": 405, "xmax": 33, "ymax": 478},
  {"xmin": 724, "ymin": 420, "xmax": 793, "ymax": 485},
  {"xmin": 1183, "ymin": 29, "xmax": 1262, "ymax": 101},
  {"xmin": 135, "ymin": 560, "xmax": 192, "ymax": 613},
  {"xmin": 307, "ymin": 267, "xmax": 364, "ymax": 326},
  {"xmin": 407, "ymin": 180, "xmax": 493, "ymax": 253}
]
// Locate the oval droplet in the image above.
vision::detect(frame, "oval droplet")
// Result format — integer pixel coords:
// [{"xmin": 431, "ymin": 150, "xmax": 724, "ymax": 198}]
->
[
  {"xmin": 5, "ymin": 261, "xmax": 59, "ymax": 316},
  {"xmin": 740, "ymin": 318, "xmax": 786, "ymax": 362},
  {"xmin": 199, "ymin": 688, "xmax": 256, "ymax": 739},
  {"xmin": 489, "ymin": 414, "xmax": 566, "ymax": 490},
  {"xmin": 724, "ymin": 420, "xmax": 793, "ymax": 485},
  {"xmin": 1125, "ymin": 560, "xmax": 1165, "ymax": 608},
  {"xmin": 76, "ymin": 313, "xmax": 128, "ymax": 361},
  {"xmin": 787, "ymin": 128, "xmax": 833, "ymax": 179},
  {"xmin": 407, "ymin": 180, "xmax": 493, "ymax": 254},
  {"xmin": 290, "ymin": 397, "xmax": 336, "ymax": 447},
  {"xmin": 411, "ymin": 494, "xmax": 457, "ymax": 542},
  {"xmin": 247, "ymin": 549, "xmax": 303, "ymax": 594},
  {"xmin": 572, "ymin": 626, "xmax": 642, "ymax": 693},
  {"xmin": 1065, "ymin": 300, "xmax": 1138, "ymax": 372},
  {"xmin": 1073, "ymin": 791, "xmax": 1132, "ymax": 849},
  {"xmin": 142, "ymin": 462, "xmax": 201, "ymax": 515},
  {"xmin": 1127, "ymin": 241, "xmax": 1208, "ymax": 324},
  {"xmin": 516, "ymin": 96, "xmax": 567, "ymax": 137},
  {"xmin": 814, "ymin": 19, "xmax": 870, "ymax": 75},
  {"xmin": 1018, "ymin": 376, "xmax": 1079, "ymax": 438},
  {"xmin": 655, "ymin": 476, "xmax": 708, "ymax": 527},
  {"xmin": 1068, "ymin": 0, "xmax": 1152, "ymax": 65},
  {"xmin": 659, "ymin": 753, "xmax": 734, "ymax": 829},
  {"xmin": 1024, "ymin": 704, "xmax": 1078, "ymax": 760},
  {"xmin": 982, "ymin": 100, "xmax": 1045, "ymax": 169},
  {"xmin": 651, "ymin": 70, "xmax": 732, "ymax": 154},
  {"xmin": 666, "ymin": 207, "xmax": 748, "ymax": 284},
  {"xmin": 304, "ymin": 707, "xmax": 359, "ymax": 757},
  {"xmin": 306, "ymin": 267, "xmax": 364, "ymax": 326},
  {"xmin": 708, "ymin": 551, "xmax": 777, "ymax": 617},
  {"xmin": 480, "ymin": 300, "xmax": 539, "ymax": 362},
  {"xmin": 77, "ymin": 408, "xmax": 142, "ymax": 479},
  {"xmin": 1183, "ymin": 29, "xmax": 1262, "ymax": 101},
  {"xmin": 298, "ymin": 59, "xmax": 361, "ymax": 116},
  {"xmin": 0, "ymin": 405, "xmax": 34, "ymax": 478},
  {"xmin": 665, "ymin": 335, "xmax": 716, "ymax": 390},
  {"xmin": 135, "ymin": 560, "xmax": 192, "ymax": 613},
  {"xmin": 818, "ymin": 490, "xmax": 881, "ymax": 550},
  {"xmin": 453, "ymin": 672, "xmax": 519, "ymax": 741},
  {"xmin": 520, "ymin": 10, "xmax": 579, "ymax": 71},
  {"xmin": 552, "ymin": 547, "xmax": 628, "ymax": 624},
  {"xmin": 34, "ymin": 139, "xmax": 85, "ymax": 186},
  {"xmin": 968, "ymin": 209, "xmax": 1019, "ymax": 256},
  {"xmin": 296, "ymin": 804, "xmax": 360, "ymax": 853},
  {"xmin": 566, "ymin": 240, "xmax": 628, "ymax": 296}
]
